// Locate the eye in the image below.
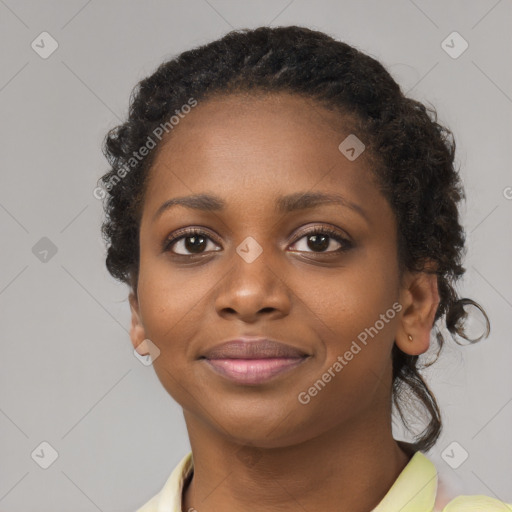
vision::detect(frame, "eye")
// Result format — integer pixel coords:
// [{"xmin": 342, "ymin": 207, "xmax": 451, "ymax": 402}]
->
[
  {"xmin": 163, "ymin": 225, "xmax": 352, "ymax": 257},
  {"xmin": 289, "ymin": 225, "xmax": 352, "ymax": 254},
  {"xmin": 163, "ymin": 228, "xmax": 221, "ymax": 256}
]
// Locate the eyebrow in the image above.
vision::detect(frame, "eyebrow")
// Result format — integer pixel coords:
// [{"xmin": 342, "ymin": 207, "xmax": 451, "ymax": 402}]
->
[{"xmin": 153, "ymin": 192, "xmax": 369, "ymax": 223}]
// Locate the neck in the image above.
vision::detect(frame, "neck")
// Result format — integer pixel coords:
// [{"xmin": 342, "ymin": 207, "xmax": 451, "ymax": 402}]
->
[{"xmin": 181, "ymin": 411, "xmax": 414, "ymax": 512}]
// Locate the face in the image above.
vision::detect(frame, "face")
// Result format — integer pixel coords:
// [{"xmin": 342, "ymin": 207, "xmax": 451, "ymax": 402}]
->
[{"xmin": 129, "ymin": 92, "xmax": 436, "ymax": 448}]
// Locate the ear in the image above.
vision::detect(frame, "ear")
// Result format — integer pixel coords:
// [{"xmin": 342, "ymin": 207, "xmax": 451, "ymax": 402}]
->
[
  {"xmin": 396, "ymin": 264, "xmax": 440, "ymax": 356},
  {"xmin": 129, "ymin": 290, "xmax": 149, "ymax": 356}
]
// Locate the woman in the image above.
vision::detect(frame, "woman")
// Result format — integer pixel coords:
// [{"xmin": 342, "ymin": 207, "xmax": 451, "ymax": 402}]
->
[{"xmin": 98, "ymin": 25, "xmax": 510, "ymax": 512}]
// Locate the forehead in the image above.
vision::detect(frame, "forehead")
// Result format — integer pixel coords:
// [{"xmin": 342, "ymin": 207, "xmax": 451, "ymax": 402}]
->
[
  {"xmin": 152, "ymin": 91, "xmax": 358, "ymax": 156},
  {"xmin": 142, "ymin": 92, "xmax": 379, "ymax": 215}
]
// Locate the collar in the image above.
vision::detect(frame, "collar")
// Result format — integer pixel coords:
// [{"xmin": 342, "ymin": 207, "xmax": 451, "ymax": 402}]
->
[
  {"xmin": 147, "ymin": 449, "xmax": 439, "ymax": 512},
  {"xmin": 371, "ymin": 450, "xmax": 438, "ymax": 511}
]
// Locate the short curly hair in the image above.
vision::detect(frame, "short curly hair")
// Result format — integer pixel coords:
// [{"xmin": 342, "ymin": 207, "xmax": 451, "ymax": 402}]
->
[{"xmin": 98, "ymin": 25, "xmax": 490, "ymax": 452}]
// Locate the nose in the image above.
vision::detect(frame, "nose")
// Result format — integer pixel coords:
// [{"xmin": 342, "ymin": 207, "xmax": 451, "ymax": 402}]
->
[{"xmin": 214, "ymin": 248, "xmax": 292, "ymax": 323}]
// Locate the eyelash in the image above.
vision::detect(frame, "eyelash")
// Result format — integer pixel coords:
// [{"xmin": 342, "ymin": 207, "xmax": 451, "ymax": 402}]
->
[{"xmin": 163, "ymin": 225, "xmax": 353, "ymax": 256}]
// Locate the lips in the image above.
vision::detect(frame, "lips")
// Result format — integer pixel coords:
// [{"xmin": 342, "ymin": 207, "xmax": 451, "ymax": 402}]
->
[
  {"xmin": 199, "ymin": 337, "xmax": 310, "ymax": 385},
  {"xmin": 199, "ymin": 337, "xmax": 309, "ymax": 360}
]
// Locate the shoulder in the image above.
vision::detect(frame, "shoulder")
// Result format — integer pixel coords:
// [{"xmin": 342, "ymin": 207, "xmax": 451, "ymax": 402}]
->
[
  {"xmin": 442, "ymin": 494, "xmax": 512, "ymax": 511},
  {"xmin": 134, "ymin": 451, "xmax": 193, "ymax": 512}
]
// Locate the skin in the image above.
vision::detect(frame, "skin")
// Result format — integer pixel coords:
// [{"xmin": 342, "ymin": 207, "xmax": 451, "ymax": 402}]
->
[{"xmin": 129, "ymin": 92, "xmax": 440, "ymax": 512}]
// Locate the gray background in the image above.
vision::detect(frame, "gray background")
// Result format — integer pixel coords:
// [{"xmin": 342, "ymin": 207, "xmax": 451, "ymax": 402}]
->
[{"xmin": 0, "ymin": 0, "xmax": 511, "ymax": 510}]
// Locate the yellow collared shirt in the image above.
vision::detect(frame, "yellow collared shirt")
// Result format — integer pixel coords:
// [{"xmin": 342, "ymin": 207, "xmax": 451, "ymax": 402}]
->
[{"xmin": 135, "ymin": 451, "xmax": 511, "ymax": 512}]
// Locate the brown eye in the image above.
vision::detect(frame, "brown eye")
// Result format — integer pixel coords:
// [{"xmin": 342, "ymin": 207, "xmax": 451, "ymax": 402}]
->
[
  {"xmin": 289, "ymin": 226, "xmax": 352, "ymax": 254},
  {"xmin": 164, "ymin": 228, "xmax": 221, "ymax": 255}
]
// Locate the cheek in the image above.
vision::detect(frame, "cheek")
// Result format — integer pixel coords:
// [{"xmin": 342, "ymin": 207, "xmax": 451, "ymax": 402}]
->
[
  {"xmin": 136, "ymin": 269, "xmax": 189, "ymax": 370},
  {"xmin": 136, "ymin": 257, "xmax": 225, "ymax": 380},
  {"xmin": 294, "ymin": 257, "xmax": 398, "ymax": 384},
  {"xmin": 298, "ymin": 263, "xmax": 397, "ymax": 336},
  {"xmin": 137, "ymin": 266, "xmax": 199, "ymax": 403},
  {"xmin": 295, "ymin": 273, "xmax": 397, "ymax": 420},
  {"xmin": 137, "ymin": 255, "xmax": 205, "ymax": 335}
]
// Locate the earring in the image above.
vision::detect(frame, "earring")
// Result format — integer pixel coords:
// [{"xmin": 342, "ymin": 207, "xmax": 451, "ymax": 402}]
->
[{"xmin": 408, "ymin": 334, "xmax": 413, "ymax": 341}]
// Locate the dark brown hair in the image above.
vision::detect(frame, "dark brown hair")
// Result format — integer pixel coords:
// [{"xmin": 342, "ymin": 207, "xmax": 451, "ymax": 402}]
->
[{"xmin": 98, "ymin": 25, "xmax": 490, "ymax": 452}]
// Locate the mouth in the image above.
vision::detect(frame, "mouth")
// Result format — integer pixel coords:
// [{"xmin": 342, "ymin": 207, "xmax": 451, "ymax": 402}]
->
[
  {"xmin": 201, "ymin": 356, "xmax": 309, "ymax": 385},
  {"xmin": 200, "ymin": 337, "xmax": 309, "ymax": 359},
  {"xmin": 199, "ymin": 337, "xmax": 310, "ymax": 385}
]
